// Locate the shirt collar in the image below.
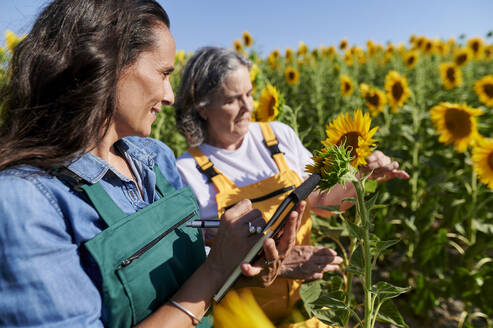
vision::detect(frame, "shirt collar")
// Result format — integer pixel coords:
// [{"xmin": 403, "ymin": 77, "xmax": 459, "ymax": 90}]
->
[{"xmin": 67, "ymin": 138, "xmax": 156, "ymax": 184}]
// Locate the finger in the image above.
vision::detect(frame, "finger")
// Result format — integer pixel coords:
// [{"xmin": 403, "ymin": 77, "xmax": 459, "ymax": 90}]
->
[
  {"xmin": 275, "ymin": 207, "xmax": 301, "ymax": 256},
  {"xmin": 240, "ymin": 262, "xmax": 262, "ymax": 276},
  {"xmin": 222, "ymin": 199, "xmax": 253, "ymax": 223},
  {"xmin": 263, "ymin": 238, "xmax": 279, "ymax": 262}
]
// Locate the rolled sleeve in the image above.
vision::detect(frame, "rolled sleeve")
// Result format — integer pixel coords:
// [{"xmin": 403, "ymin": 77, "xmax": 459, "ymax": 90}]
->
[{"xmin": 0, "ymin": 175, "xmax": 103, "ymax": 327}]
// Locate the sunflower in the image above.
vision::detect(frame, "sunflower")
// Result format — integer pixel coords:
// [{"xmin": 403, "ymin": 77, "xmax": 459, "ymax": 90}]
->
[
  {"xmin": 430, "ymin": 102, "xmax": 482, "ymax": 152},
  {"xmin": 414, "ymin": 36, "xmax": 426, "ymax": 51},
  {"xmin": 255, "ymin": 84, "xmax": 280, "ymax": 122},
  {"xmin": 267, "ymin": 51, "xmax": 279, "ymax": 69},
  {"xmin": 364, "ymin": 88, "xmax": 387, "ymax": 117},
  {"xmin": 323, "ymin": 109, "xmax": 378, "ymax": 167},
  {"xmin": 233, "ymin": 39, "xmax": 243, "ymax": 53},
  {"xmin": 422, "ymin": 39, "xmax": 435, "ymax": 55},
  {"xmin": 467, "ymin": 37, "xmax": 484, "ymax": 59},
  {"xmin": 242, "ymin": 31, "xmax": 253, "ymax": 47},
  {"xmin": 439, "ymin": 62, "xmax": 463, "ymax": 90},
  {"xmin": 213, "ymin": 289, "xmax": 275, "ymax": 328},
  {"xmin": 403, "ymin": 51, "xmax": 418, "ymax": 69},
  {"xmin": 435, "ymin": 40, "xmax": 450, "ymax": 57},
  {"xmin": 339, "ymin": 74, "xmax": 354, "ymax": 98},
  {"xmin": 5, "ymin": 30, "xmax": 22, "ymax": 52},
  {"xmin": 249, "ymin": 63, "xmax": 259, "ymax": 85},
  {"xmin": 472, "ymin": 137, "xmax": 493, "ymax": 189},
  {"xmin": 474, "ymin": 75, "xmax": 493, "ymax": 107},
  {"xmin": 285, "ymin": 67, "xmax": 300, "ymax": 85},
  {"xmin": 454, "ymin": 48, "xmax": 472, "ymax": 66},
  {"xmin": 339, "ymin": 38, "xmax": 348, "ymax": 50},
  {"xmin": 384, "ymin": 70, "xmax": 411, "ymax": 113},
  {"xmin": 285, "ymin": 48, "xmax": 294, "ymax": 62},
  {"xmin": 485, "ymin": 45, "xmax": 493, "ymax": 61},
  {"xmin": 343, "ymin": 50, "xmax": 354, "ymax": 67},
  {"xmin": 297, "ymin": 41, "xmax": 308, "ymax": 56}
]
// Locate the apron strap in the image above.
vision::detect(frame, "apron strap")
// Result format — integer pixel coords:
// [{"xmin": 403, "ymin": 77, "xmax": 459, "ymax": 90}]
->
[
  {"xmin": 81, "ymin": 183, "xmax": 127, "ymax": 227},
  {"xmin": 188, "ymin": 147, "xmax": 236, "ymax": 194},
  {"xmin": 153, "ymin": 165, "xmax": 175, "ymax": 197},
  {"xmin": 258, "ymin": 122, "xmax": 290, "ymax": 173}
]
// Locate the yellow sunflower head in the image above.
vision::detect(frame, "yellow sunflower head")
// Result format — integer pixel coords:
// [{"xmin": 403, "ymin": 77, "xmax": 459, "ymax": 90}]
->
[
  {"xmin": 467, "ymin": 37, "xmax": 484, "ymax": 59},
  {"xmin": 439, "ymin": 62, "xmax": 463, "ymax": 90},
  {"xmin": 242, "ymin": 31, "xmax": 253, "ymax": 47},
  {"xmin": 472, "ymin": 137, "xmax": 493, "ymax": 189},
  {"xmin": 359, "ymin": 83, "xmax": 371, "ymax": 98},
  {"xmin": 249, "ymin": 63, "xmax": 259, "ymax": 85},
  {"xmin": 233, "ymin": 39, "xmax": 243, "ymax": 53},
  {"xmin": 403, "ymin": 51, "xmax": 419, "ymax": 69},
  {"xmin": 384, "ymin": 70, "xmax": 411, "ymax": 113},
  {"xmin": 254, "ymin": 84, "xmax": 280, "ymax": 122},
  {"xmin": 364, "ymin": 88, "xmax": 387, "ymax": 117},
  {"xmin": 285, "ymin": 66, "xmax": 300, "ymax": 85},
  {"xmin": 435, "ymin": 40, "xmax": 450, "ymax": 57},
  {"xmin": 339, "ymin": 74, "xmax": 354, "ymax": 98},
  {"xmin": 473, "ymin": 75, "xmax": 493, "ymax": 107},
  {"xmin": 297, "ymin": 41, "xmax": 308, "ymax": 56},
  {"xmin": 5, "ymin": 30, "xmax": 23, "ymax": 52},
  {"xmin": 339, "ymin": 38, "xmax": 348, "ymax": 50},
  {"xmin": 430, "ymin": 102, "xmax": 482, "ymax": 153},
  {"xmin": 267, "ymin": 52, "xmax": 279, "ymax": 70},
  {"xmin": 454, "ymin": 48, "xmax": 472, "ymax": 66},
  {"xmin": 213, "ymin": 288, "xmax": 275, "ymax": 328},
  {"xmin": 343, "ymin": 50, "xmax": 354, "ymax": 67},
  {"xmin": 285, "ymin": 47, "xmax": 294, "ymax": 61},
  {"xmin": 423, "ymin": 39, "xmax": 435, "ymax": 55},
  {"xmin": 323, "ymin": 109, "xmax": 378, "ymax": 167}
]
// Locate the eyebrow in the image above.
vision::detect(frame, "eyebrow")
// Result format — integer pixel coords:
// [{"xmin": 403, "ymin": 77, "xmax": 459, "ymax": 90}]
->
[{"xmin": 162, "ymin": 66, "xmax": 175, "ymax": 74}]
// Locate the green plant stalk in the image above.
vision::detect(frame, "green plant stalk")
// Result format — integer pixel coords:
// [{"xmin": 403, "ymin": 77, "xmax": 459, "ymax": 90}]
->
[
  {"xmin": 353, "ymin": 180, "xmax": 373, "ymax": 328},
  {"xmin": 468, "ymin": 169, "xmax": 478, "ymax": 244}
]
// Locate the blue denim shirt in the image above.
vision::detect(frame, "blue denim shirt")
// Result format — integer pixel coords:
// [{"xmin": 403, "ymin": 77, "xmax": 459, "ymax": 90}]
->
[{"xmin": 0, "ymin": 137, "xmax": 183, "ymax": 327}]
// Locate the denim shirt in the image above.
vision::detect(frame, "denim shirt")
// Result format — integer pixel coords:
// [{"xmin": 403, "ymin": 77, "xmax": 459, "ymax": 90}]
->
[{"xmin": 0, "ymin": 137, "xmax": 184, "ymax": 327}]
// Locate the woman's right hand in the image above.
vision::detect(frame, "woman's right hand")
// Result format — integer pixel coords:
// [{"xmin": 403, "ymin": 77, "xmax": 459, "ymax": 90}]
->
[{"xmin": 205, "ymin": 199, "xmax": 304, "ymax": 289}]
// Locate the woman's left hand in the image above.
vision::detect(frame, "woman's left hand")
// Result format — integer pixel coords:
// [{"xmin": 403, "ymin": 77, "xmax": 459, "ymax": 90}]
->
[
  {"xmin": 238, "ymin": 201, "xmax": 306, "ymax": 287},
  {"xmin": 362, "ymin": 150, "xmax": 410, "ymax": 182}
]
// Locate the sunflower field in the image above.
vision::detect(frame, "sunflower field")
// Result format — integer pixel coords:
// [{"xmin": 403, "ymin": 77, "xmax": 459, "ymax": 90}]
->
[{"xmin": 2, "ymin": 30, "xmax": 493, "ymax": 327}]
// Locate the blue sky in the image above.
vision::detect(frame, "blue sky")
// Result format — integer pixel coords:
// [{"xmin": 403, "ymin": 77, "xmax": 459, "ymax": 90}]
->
[{"xmin": 1, "ymin": 0, "xmax": 492, "ymax": 55}]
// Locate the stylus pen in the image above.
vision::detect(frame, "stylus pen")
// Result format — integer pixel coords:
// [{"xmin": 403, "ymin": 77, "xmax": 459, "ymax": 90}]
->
[{"xmin": 186, "ymin": 220, "xmax": 220, "ymax": 228}]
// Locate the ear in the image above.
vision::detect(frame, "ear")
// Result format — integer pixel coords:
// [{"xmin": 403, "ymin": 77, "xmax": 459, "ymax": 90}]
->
[{"xmin": 197, "ymin": 106, "xmax": 208, "ymax": 120}]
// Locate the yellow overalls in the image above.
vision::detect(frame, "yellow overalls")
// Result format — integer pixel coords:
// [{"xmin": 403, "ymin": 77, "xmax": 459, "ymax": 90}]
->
[{"xmin": 189, "ymin": 122, "xmax": 312, "ymax": 322}]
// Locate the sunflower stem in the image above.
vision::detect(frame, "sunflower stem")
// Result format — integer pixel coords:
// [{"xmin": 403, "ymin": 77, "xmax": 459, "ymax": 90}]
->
[{"xmin": 353, "ymin": 181, "xmax": 373, "ymax": 328}]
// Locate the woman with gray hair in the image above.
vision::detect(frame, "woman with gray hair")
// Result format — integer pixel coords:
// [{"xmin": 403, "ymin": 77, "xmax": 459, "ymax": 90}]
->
[{"xmin": 175, "ymin": 47, "xmax": 409, "ymax": 322}]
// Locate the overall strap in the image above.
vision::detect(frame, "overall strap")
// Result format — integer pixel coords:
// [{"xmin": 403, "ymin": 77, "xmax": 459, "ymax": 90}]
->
[
  {"xmin": 153, "ymin": 165, "xmax": 175, "ymax": 197},
  {"xmin": 258, "ymin": 122, "xmax": 290, "ymax": 172},
  {"xmin": 188, "ymin": 147, "xmax": 236, "ymax": 193},
  {"xmin": 80, "ymin": 183, "xmax": 127, "ymax": 226}
]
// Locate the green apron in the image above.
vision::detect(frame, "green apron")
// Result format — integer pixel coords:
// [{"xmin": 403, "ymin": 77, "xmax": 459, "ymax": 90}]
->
[{"xmin": 58, "ymin": 166, "xmax": 210, "ymax": 327}]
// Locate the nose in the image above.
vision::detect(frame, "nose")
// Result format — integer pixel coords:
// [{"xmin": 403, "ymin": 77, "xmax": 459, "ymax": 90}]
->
[
  {"xmin": 162, "ymin": 79, "xmax": 175, "ymax": 106},
  {"xmin": 240, "ymin": 94, "xmax": 253, "ymax": 112}
]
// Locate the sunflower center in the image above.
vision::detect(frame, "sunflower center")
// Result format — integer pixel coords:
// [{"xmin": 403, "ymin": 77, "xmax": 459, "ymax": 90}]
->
[
  {"xmin": 484, "ymin": 83, "xmax": 493, "ymax": 98},
  {"xmin": 471, "ymin": 42, "xmax": 479, "ymax": 53},
  {"xmin": 288, "ymin": 71, "xmax": 295, "ymax": 80},
  {"xmin": 367, "ymin": 93, "xmax": 380, "ymax": 106},
  {"xmin": 344, "ymin": 82, "xmax": 351, "ymax": 92},
  {"xmin": 337, "ymin": 132, "xmax": 360, "ymax": 157},
  {"xmin": 446, "ymin": 67, "xmax": 456, "ymax": 82},
  {"xmin": 444, "ymin": 108, "xmax": 472, "ymax": 138},
  {"xmin": 456, "ymin": 54, "xmax": 467, "ymax": 65},
  {"xmin": 392, "ymin": 82, "xmax": 404, "ymax": 101},
  {"xmin": 488, "ymin": 152, "xmax": 493, "ymax": 171},
  {"xmin": 407, "ymin": 56, "xmax": 415, "ymax": 65}
]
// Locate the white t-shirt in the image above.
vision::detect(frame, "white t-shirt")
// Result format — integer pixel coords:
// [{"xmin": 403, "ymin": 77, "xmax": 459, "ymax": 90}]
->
[{"xmin": 176, "ymin": 122, "xmax": 313, "ymax": 220}]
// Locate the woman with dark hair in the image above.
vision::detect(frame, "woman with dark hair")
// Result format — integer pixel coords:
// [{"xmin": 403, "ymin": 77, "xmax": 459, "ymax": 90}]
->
[{"xmin": 0, "ymin": 1, "xmax": 304, "ymax": 327}]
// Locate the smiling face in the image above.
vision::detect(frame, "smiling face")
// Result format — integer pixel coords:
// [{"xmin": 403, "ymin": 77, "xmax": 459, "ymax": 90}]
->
[
  {"xmin": 113, "ymin": 23, "xmax": 176, "ymax": 139},
  {"xmin": 199, "ymin": 65, "xmax": 254, "ymax": 150}
]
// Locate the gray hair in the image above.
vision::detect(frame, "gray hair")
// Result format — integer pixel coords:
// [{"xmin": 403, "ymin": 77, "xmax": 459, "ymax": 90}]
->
[{"xmin": 175, "ymin": 47, "xmax": 251, "ymax": 147}]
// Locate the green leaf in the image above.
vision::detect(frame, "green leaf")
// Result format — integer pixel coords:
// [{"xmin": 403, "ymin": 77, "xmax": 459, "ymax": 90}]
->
[
  {"xmin": 311, "ymin": 308, "xmax": 349, "ymax": 327},
  {"xmin": 350, "ymin": 245, "xmax": 364, "ymax": 269},
  {"xmin": 371, "ymin": 281, "xmax": 410, "ymax": 301},
  {"xmin": 315, "ymin": 204, "xmax": 342, "ymax": 213},
  {"xmin": 347, "ymin": 220, "xmax": 365, "ymax": 240},
  {"xmin": 311, "ymin": 291, "xmax": 347, "ymax": 309},
  {"xmin": 345, "ymin": 265, "xmax": 362, "ymax": 275},
  {"xmin": 366, "ymin": 192, "xmax": 380, "ymax": 211},
  {"xmin": 376, "ymin": 300, "xmax": 408, "ymax": 328},
  {"xmin": 300, "ymin": 280, "xmax": 322, "ymax": 304},
  {"xmin": 364, "ymin": 179, "xmax": 378, "ymax": 193},
  {"xmin": 373, "ymin": 239, "xmax": 400, "ymax": 257}
]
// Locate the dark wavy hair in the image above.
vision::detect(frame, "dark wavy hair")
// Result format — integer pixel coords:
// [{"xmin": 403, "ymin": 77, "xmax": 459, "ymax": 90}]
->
[{"xmin": 0, "ymin": 0, "xmax": 170, "ymax": 171}]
